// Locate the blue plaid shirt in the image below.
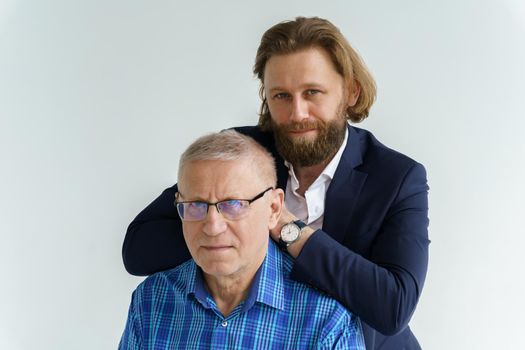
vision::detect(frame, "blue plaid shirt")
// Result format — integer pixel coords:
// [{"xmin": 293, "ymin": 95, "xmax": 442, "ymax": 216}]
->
[{"xmin": 119, "ymin": 240, "xmax": 365, "ymax": 349}]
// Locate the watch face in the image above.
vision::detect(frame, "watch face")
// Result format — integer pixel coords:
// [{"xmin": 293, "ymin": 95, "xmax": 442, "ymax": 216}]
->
[{"xmin": 281, "ymin": 223, "xmax": 300, "ymax": 243}]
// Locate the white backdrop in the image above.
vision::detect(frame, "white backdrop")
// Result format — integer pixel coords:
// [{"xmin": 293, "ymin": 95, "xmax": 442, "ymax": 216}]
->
[{"xmin": 1, "ymin": 1, "xmax": 524, "ymax": 349}]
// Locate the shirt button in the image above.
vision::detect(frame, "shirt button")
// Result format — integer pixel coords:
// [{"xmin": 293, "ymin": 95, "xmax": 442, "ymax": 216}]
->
[{"xmin": 221, "ymin": 321, "xmax": 228, "ymax": 327}]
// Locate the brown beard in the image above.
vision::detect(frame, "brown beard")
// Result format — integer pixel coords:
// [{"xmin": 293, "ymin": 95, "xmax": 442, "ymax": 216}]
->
[{"xmin": 271, "ymin": 114, "xmax": 347, "ymax": 167}]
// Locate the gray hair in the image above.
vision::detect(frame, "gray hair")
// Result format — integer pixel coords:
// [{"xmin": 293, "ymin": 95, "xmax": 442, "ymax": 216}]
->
[{"xmin": 177, "ymin": 130, "xmax": 277, "ymax": 186}]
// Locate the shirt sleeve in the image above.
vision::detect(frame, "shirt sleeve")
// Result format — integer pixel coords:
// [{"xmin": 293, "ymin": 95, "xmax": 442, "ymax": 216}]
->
[
  {"xmin": 119, "ymin": 291, "xmax": 143, "ymax": 350},
  {"xmin": 319, "ymin": 313, "xmax": 365, "ymax": 350}
]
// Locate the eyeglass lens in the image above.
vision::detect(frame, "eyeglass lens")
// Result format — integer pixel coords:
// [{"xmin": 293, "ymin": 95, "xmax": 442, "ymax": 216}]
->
[
  {"xmin": 176, "ymin": 200, "xmax": 249, "ymax": 221},
  {"xmin": 175, "ymin": 187, "xmax": 272, "ymax": 221}
]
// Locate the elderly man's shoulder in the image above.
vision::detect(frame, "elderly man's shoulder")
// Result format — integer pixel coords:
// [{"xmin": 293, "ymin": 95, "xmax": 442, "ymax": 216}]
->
[
  {"xmin": 280, "ymin": 250, "xmax": 338, "ymax": 304},
  {"xmin": 132, "ymin": 259, "xmax": 195, "ymax": 297},
  {"xmin": 279, "ymin": 249, "xmax": 356, "ymax": 321}
]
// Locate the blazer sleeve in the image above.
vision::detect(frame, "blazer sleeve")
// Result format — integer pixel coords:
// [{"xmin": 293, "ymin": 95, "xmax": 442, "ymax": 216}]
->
[
  {"xmin": 291, "ymin": 163, "xmax": 429, "ymax": 335},
  {"xmin": 122, "ymin": 184, "xmax": 190, "ymax": 275}
]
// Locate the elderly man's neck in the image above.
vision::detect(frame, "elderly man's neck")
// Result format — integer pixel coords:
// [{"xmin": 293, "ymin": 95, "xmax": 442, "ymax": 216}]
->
[{"xmin": 203, "ymin": 256, "xmax": 265, "ymax": 317}]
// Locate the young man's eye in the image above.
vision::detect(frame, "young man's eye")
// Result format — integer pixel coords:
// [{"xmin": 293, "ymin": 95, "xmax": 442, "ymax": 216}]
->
[
  {"xmin": 273, "ymin": 93, "xmax": 290, "ymax": 100},
  {"xmin": 306, "ymin": 89, "xmax": 321, "ymax": 96}
]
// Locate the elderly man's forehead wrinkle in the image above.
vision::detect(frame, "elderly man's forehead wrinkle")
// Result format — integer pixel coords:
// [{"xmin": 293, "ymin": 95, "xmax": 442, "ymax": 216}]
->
[{"xmin": 180, "ymin": 159, "xmax": 264, "ymax": 201}]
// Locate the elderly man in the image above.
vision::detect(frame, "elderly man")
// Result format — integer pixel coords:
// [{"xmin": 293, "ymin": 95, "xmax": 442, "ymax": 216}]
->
[
  {"xmin": 119, "ymin": 131, "xmax": 365, "ymax": 349},
  {"xmin": 123, "ymin": 17, "xmax": 429, "ymax": 349}
]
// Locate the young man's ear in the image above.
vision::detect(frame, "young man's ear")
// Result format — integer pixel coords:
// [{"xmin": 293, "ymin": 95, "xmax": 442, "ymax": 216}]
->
[
  {"xmin": 347, "ymin": 80, "xmax": 361, "ymax": 107},
  {"xmin": 268, "ymin": 188, "xmax": 284, "ymax": 230}
]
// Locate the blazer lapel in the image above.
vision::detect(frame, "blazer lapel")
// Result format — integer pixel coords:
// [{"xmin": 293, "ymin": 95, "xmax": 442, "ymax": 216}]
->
[{"xmin": 323, "ymin": 126, "xmax": 368, "ymax": 243}]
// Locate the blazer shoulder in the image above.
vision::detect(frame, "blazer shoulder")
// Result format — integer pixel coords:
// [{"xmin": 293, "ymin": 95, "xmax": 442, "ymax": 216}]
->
[
  {"xmin": 231, "ymin": 125, "xmax": 274, "ymax": 146},
  {"xmin": 229, "ymin": 125, "xmax": 283, "ymax": 162},
  {"xmin": 231, "ymin": 125, "xmax": 261, "ymax": 135},
  {"xmin": 352, "ymin": 126, "xmax": 425, "ymax": 173}
]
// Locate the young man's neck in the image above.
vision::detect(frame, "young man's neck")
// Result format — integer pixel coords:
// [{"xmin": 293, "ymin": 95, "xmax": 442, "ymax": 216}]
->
[{"xmin": 293, "ymin": 161, "xmax": 331, "ymax": 197}]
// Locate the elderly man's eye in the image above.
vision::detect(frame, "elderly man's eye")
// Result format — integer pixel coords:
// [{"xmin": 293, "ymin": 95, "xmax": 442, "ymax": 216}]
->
[
  {"xmin": 222, "ymin": 200, "xmax": 243, "ymax": 209},
  {"xmin": 188, "ymin": 202, "xmax": 207, "ymax": 209},
  {"xmin": 218, "ymin": 200, "xmax": 250, "ymax": 218}
]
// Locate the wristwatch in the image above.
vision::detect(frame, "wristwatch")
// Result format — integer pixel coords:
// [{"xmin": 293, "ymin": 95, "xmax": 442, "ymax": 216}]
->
[{"xmin": 279, "ymin": 220, "xmax": 307, "ymax": 248}]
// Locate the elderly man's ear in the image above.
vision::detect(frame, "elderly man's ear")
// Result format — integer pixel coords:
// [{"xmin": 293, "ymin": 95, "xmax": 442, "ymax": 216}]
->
[{"xmin": 268, "ymin": 188, "xmax": 285, "ymax": 230}]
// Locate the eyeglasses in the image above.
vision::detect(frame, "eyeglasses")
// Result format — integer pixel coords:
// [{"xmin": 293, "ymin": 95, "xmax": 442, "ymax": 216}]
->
[{"xmin": 175, "ymin": 187, "xmax": 273, "ymax": 221}]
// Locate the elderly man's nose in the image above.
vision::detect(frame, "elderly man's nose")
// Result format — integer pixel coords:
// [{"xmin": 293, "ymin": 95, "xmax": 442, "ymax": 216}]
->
[{"xmin": 202, "ymin": 205, "xmax": 227, "ymax": 236}]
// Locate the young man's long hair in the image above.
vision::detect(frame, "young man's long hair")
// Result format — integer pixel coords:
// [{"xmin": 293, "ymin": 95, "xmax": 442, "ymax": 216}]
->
[{"xmin": 253, "ymin": 16, "xmax": 377, "ymax": 130}]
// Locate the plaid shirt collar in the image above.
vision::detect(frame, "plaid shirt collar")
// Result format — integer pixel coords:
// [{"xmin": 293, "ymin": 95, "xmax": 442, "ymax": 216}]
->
[{"xmin": 186, "ymin": 240, "xmax": 285, "ymax": 312}]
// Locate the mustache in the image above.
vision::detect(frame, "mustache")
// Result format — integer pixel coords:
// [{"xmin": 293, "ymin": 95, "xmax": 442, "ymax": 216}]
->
[{"xmin": 277, "ymin": 120, "xmax": 325, "ymax": 132}]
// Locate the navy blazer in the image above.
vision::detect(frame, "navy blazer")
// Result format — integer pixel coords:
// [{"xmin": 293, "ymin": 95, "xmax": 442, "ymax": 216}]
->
[{"xmin": 123, "ymin": 125, "xmax": 430, "ymax": 350}]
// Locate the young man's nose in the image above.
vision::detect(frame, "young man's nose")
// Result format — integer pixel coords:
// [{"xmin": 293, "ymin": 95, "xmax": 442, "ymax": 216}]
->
[{"xmin": 290, "ymin": 97, "xmax": 309, "ymax": 122}]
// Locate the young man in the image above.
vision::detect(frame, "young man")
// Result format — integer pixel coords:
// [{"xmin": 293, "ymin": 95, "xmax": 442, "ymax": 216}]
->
[
  {"xmin": 123, "ymin": 17, "xmax": 429, "ymax": 349},
  {"xmin": 119, "ymin": 131, "xmax": 365, "ymax": 349}
]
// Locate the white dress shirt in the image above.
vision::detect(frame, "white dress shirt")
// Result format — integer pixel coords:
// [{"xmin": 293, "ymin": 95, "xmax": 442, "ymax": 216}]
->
[{"xmin": 284, "ymin": 128, "xmax": 348, "ymax": 231}]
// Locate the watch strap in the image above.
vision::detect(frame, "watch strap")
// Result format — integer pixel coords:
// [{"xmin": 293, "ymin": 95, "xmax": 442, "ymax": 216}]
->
[{"xmin": 293, "ymin": 220, "xmax": 307, "ymax": 229}]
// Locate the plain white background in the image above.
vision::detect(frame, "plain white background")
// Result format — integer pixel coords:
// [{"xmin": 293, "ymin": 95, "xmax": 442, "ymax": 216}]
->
[{"xmin": 1, "ymin": 1, "xmax": 524, "ymax": 349}]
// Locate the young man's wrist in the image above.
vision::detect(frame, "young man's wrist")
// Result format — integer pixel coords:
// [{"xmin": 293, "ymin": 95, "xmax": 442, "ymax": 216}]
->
[{"xmin": 286, "ymin": 226, "xmax": 315, "ymax": 258}]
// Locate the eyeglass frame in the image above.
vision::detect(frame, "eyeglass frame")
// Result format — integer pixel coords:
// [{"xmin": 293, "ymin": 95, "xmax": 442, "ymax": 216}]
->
[{"xmin": 174, "ymin": 187, "xmax": 274, "ymax": 221}]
